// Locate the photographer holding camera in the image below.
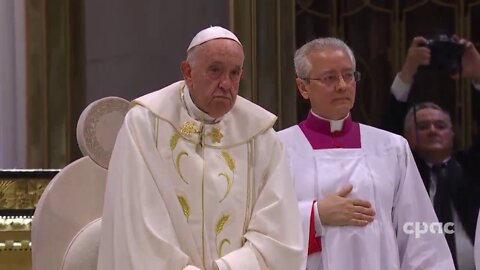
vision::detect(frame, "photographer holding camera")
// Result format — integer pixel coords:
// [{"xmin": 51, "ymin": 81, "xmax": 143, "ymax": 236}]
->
[{"xmin": 384, "ymin": 36, "xmax": 480, "ymax": 270}]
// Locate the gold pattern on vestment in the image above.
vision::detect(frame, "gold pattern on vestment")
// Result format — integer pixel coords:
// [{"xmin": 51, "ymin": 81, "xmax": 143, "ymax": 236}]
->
[
  {"xmin": 218, "ymin": 239, "xmax": 231, "ymax": 257},
  {"xmin": 175, "ymin": 151, "xmax": 189, "ymax": 184},
  {"xmin": 177, "ymin": 195, "xmax": 190, "ymax": 221},
  {"xmin": 218, "ymin": 173, "xmax": 232, "ymax": 203},
  {"xmin": 179, "ymin": 121, "xmax": 200, "ymax": 136},
  {"xmin": 221, "ymin": 151, "xmax": 235, "ymax": 171},
  {"xmin": 215, "ymin": 213, "xmax": 230, "ymax": 234},
  {"xmin": 170, "ymin": 133, "xmax": 181, "ymax": 150},
  {"xmin": 218, "ymin": 150, "xmax": 236, "ymax": 202},
  {"xmin": 215, "ymin": 213, "xmax": 231, "ymax": 257},
  {"xmin": 208, "ymin": 127, "xmax": 223, "ymax": 144}
]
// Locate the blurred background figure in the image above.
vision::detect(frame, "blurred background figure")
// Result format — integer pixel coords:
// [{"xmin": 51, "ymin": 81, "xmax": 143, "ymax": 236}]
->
[{"xmin": 384, "ymin": 36, "xmax": 480, "ymax": 270}]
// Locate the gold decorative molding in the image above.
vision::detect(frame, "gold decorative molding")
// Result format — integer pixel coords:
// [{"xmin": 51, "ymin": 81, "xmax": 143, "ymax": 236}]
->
[
  {"xmin": 0, "ymin": 240, "xmax": 31, "ymax": 251},
  {"xmin": 0, "ymin": 179, "xmax": 49, "ymax": 210},
  {"xmin": 0, "ymin": 169, "xmax": 58, "ymax": 211},
  {"xmin": 0, "ymin": 235, "xmax": 32, "ymax": 270},
  {"xmin": 0, "ymin": 169, "xmax": 57, "ymax": 270},
  {"xmin": 0, "ymin": 217, "xmax": 33, "ymax": 232}
]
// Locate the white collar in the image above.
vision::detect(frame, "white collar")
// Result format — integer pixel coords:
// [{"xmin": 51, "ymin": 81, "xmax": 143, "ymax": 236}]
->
[
  {"xmin": 311, "ymin": 110, "xmax": 349, "ymax": 132},
  {"xmin": 183, "ymin": 86, "xmax": 221, "ymax": 124}
]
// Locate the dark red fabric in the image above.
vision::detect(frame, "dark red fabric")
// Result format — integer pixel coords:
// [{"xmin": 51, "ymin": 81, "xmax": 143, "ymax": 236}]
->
[{"xmin": 308, "ymin": 201, "xmax": 322, "ymax": 255}]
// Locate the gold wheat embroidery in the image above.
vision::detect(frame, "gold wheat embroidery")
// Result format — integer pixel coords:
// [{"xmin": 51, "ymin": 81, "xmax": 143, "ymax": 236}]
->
[
  {"xmin": 175, "ymin": 151, "xmax": 189, "ymax": 184},
  {"xmin": 216, "ymin": 213, "xmax": 230, "ymax": 235},
  {"xmin": 177, "ymin": 195, "xmax": 190, "ymax": 221},
  {"xmin": 170, "ymin": 133, "xmax": 181, "ymax": 150},
  {"xmin": 218, "ymin": 151, "xmax": 235, "ymax": 202},
  {"xmin": 221, "ymin": 151, "xmax": 235, "ymax": 171},
  {"xmin": 218, "ymin": 239, "xmax": 231, "ymax": 257},
  {"xmin": 179, "ymin": 121, "xmax": 199, "ymax": 136},
  {"xmin": 209, "ymin": 127, "xmax": 224, "ymax": 143},
  {"xmin": 218, "ymin": 173, "xmax": 231, "ymax": 203},
  {"xmin": 215, "ymin": 213, "xmax": 231, "ymax": 257}
]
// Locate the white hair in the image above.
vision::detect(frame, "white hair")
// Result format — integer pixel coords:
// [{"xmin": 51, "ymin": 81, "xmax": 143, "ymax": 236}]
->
[{"xmin": 294, "ymin": 37, "xmax": 356, "ymax": 80}]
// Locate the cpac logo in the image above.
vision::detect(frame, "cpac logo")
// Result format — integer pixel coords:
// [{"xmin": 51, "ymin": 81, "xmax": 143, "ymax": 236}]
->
[{"xmin": 403, "ymin": 222, "xmax": 454, "ymax": 239}]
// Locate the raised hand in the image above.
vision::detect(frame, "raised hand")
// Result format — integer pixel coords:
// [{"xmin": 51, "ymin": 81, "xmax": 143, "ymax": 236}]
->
[
  {"xmin": 451, "ymin": 39, "xmax": 480, "ymax": 80},
  {"xmin": 399, "ymin": 36, "xmax": 431, "ymax": 83}
]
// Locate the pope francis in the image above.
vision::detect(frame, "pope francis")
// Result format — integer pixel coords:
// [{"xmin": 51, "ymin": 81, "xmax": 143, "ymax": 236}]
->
[{"xmin": 96, "ymin": 26, "xmax": 303, "ymax": 270}]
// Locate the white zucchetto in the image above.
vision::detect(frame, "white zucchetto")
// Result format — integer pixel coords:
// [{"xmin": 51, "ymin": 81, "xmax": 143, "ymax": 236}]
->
[{"xmin": 187, "ymin": 26, "xmax": 242, "ymax": 52}]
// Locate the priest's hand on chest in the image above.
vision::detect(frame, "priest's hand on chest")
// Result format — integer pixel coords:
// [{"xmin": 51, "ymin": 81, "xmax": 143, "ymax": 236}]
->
[{"xmin": 317, "ymin": 183, "xmax": 376, "ymax": 227}]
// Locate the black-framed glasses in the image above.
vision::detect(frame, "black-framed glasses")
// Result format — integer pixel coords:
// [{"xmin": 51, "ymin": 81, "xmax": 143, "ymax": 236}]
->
[{"xmin": 301, "ymin": 71, "xmax": 361, "ymax": 86}]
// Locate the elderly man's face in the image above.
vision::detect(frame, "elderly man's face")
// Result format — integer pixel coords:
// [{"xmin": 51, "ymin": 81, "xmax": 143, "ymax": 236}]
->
[
  {"xmin": 406, "ymin": 108, "xmax": 454, "ymax": 158},
  {"xmin": 296, "ymin": 47, "xmax": 356, "ymax": 120},
  {"xmin": 181, "ymin": 39, "xmax": 244, "ymax": 118}
]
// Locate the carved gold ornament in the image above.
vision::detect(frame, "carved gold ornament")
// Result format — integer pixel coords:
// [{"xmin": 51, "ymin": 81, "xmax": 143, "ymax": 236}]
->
[{"xmin": 0, "ymin": 179, "xmax": 49, "ymax": 210}]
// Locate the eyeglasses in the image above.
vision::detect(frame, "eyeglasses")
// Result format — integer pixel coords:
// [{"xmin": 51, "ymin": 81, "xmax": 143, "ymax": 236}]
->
[{"xmin": 301, "ymin": 71, "xmax": 361, "ymax": 86}]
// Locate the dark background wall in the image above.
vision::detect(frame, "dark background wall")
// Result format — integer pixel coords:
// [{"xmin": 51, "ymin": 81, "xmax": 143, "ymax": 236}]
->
[
  {"xmin": 16, "ymin": 0, "xmax": 480, "ymax": 168},
  {"xmin": 85, "ymin": 0, "xmax": 230, "ymax": 103}
]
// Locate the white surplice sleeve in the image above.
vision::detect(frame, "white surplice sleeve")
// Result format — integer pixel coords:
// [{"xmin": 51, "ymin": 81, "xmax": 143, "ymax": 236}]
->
[
  {"xmin": 392, "ymin": 139, "xmax": 455, "ymax": 270},
  {"xmin": 214, "ymin": 129, "xmax": 304, "ymax": 270},
  {"xmin": 277, "ymin": 127, "xmax": 318, "ymax": 270},
  {"xmin": 97, "ymin": 107, "xmax": 203, "ymax": 270}
]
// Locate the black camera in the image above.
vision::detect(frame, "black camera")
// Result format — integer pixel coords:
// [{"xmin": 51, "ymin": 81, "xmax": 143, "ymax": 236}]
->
[{"xmin": 423, "ymin": 35, "xmax": 465, "ymax": 73}]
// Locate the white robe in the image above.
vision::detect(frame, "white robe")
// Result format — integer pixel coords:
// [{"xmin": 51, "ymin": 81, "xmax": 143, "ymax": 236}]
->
[
  {"xmin": 277, "ymin": 124, "xmax": 455, "ymax": 270},
  {"xmin": 97, "ymin": 81, "xmax": 303, "ymax": 270}
]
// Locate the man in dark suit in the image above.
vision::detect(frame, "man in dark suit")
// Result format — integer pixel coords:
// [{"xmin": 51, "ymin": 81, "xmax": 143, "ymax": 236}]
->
[{"xmin": 384, "ymin": 36, "xmax": 480, "ymax": 270}]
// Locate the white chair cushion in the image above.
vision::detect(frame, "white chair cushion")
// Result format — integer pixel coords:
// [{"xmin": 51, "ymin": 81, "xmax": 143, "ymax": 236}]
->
[
  {"xmin": 62, "ymin": 218, "xmax": 102, "ymax": 270},
  {"xmin": 76, "ymin": 97, "xmax": 129, "ymax": 169},
  {"xmin": 32, "ymin": 96, "xmax": 129, "ymax": 270},
  {"xmin": 32, "ymin": 157, "xmax": 107, "ymax": 270}
]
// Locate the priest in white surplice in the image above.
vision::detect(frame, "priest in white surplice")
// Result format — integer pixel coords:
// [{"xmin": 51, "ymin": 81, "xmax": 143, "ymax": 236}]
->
[
  {"xmin": 277, "ymin": 37, "xmax": 455, "ymax": 269},
  {"xmin": 97, "ymin": 26, "xmax": 303, "ymax": 270}
]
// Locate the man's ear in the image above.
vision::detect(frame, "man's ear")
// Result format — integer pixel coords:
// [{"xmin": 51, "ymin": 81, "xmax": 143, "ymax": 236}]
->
[
  {"xmin": 180, "ymin": 61, "xmax": 192, "ymax": 83},
  {"xmin": 296, "ymin": 78, "xmax": 309, "ymax": 99}
]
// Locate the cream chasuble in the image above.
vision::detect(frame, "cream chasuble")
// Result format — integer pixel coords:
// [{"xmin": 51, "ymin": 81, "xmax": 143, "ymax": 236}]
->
[{"xmin": 97, "ymin": 81, "xmax": 303, "ymax": 270}]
